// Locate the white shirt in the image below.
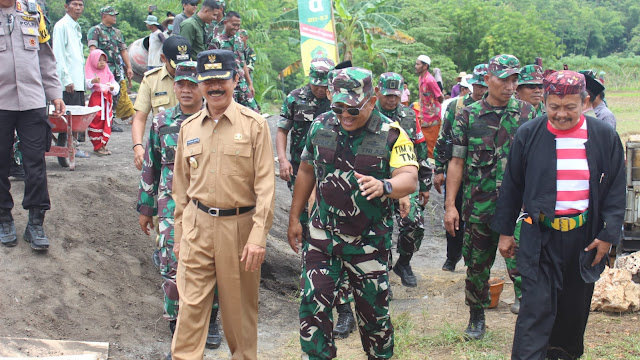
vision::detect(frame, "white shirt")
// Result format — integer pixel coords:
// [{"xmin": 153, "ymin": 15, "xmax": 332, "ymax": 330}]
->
[
  {"xmin": 147, "ymin": 29, "xmax": 165, "ymax": 67},
  {"xmin": 52, "ymin": 14, "xmax": 85, "ymax": 93}
]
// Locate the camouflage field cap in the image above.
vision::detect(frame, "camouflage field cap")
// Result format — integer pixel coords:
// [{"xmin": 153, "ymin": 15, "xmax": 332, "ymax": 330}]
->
[
  {"xmin": 467, "ymin": 63, "xmax": 488, "ymax": 87},
  {"xmin": 543, "ymin": 70, "xmax": 586, "ymax": 97},
  {"xmin": 100, "ymin": 6, "xmax": 119, "ymax": 15},
  {"xmin": 309, "ymin": 58, "xmax": 336, "ymax": 86},
  {"xmin": 378, "ymin": 72, "xmax": 404, "ymax": 96},
  {"xmin": 174, "ymin": 61, "xmax": 198, "ymax": 83},
  {"xmin": 330, "ymin": 67, "xmax": 374, "ymax": 107},
  {"xmin": 488, "ymin": 54, "xmax": 520, "ymax": 78},
  {"xmin": 518, "ymin": 64, "xmax": 544, "ymax": 85},
  {"xmin": 237, "ymin": 29, "xmax": 248, "ymax": 37}
]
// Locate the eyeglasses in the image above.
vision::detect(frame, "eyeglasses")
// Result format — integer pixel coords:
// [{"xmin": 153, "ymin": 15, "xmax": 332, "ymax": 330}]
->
[
  {"xmin": 521, "ymin": 84, "xmax": 543, "ymax": 90},
  {"xmin": 331, "ymin": 97, "xmax": 370, "ymax": 116}
]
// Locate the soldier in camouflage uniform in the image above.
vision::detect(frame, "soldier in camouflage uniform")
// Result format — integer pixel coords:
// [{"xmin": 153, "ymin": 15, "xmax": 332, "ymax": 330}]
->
[
  {"xmin": 332, "ymin": 72, "xmax": 433, "ymax": 340},
  {"xmin": 287, "ymin": 67, "xmax": 419, "ymax": 359},
  {"xmin": 136, "ymin": 62, "xmax": 222, "ymax": 354},
  {"xmin": 276, "ymin": 58, "xmax": 334, "ymax": 243},
  {"xmin": 433, "ymin": 64, "xmax": 488, "ymax": 272},
  {"xmin": 237, "ymin": 29, "xmax": 256, "ymax": 74},
  {"xmin": 517, "ymin": 64, "xmax": 546, "ymax": 118},
  {"xmin": 208, "ymin": 11, "xmax": 259, "ymax": 111},
  {"xmin": 444, "ymin": 55, "xmax": 534, "ymax": 340}
]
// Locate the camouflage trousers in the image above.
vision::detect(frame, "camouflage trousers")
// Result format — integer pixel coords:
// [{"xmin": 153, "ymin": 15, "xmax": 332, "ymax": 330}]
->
[
  {"xmin": 158, "ymin": 217, "xmax": 218, "ymax": 321},
  {"xmin": 234, "ymin": 78, "xmax": 260, "ymax": 112},
  {"xmin": 336, "ymin": 190, "xmax": 424, "ymax": 305},
  {"xmin": 463, "ymin": 222, "xmax": 500, "ymax": 309},
  {"xmin": 505, "ymin": 220, "xmax": 523, "ymax": 299},
  {"xmin": 300, "ymin": 226, "xmax": 393, "ymax": 359}
]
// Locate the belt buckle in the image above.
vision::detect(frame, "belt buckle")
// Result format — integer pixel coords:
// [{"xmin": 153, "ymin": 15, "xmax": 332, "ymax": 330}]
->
[
  {"xmin": 559, "ymin": 217, "xmax": 570, "ymax": 232},
  {"xmin": 207, "ymin": 207, "xmax": 220, "ymax": 216}
]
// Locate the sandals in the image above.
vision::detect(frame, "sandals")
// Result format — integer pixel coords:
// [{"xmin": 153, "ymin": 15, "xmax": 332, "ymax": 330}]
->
[{"xmin": 94, "ymin": 146, "xmax": 111, "ymax": 156}]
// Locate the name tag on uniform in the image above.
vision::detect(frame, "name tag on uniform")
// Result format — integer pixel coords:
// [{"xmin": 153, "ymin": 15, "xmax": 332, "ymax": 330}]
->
[
  {"xmin": 187, "ymin": 138, "xmax": 200, "ymax": 146},
  {"xmin": 154, "ymin": 91, "xmax": 168, "ymax": 96}
]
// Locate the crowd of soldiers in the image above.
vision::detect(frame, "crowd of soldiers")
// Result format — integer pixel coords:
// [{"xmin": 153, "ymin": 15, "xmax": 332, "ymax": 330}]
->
[{"xmin": 0, "ymin": 0, "xmax": 626, "ymax": 359}]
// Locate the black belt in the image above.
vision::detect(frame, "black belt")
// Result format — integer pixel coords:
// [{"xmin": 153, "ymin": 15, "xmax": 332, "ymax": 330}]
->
[{"xmin": 193, "ymin": 199, "xmax": 254, "ymax": 217}]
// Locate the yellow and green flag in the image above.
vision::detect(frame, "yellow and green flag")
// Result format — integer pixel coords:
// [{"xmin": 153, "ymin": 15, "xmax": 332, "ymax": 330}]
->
[{"xmin": 297, "ymin": 0, "xmax": 338, "ymax": 76}]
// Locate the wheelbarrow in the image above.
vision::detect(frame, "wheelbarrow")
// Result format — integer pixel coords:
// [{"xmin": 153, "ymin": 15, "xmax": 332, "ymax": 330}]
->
[{"xmin": 45, "ymin": 105, "xmax": 101, "ymax": 171}]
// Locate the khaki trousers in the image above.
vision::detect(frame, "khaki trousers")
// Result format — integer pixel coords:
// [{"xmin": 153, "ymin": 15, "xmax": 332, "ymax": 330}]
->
[{"xmin": 171, "ymin": 202, "xmax": 261, "ymax": 360}]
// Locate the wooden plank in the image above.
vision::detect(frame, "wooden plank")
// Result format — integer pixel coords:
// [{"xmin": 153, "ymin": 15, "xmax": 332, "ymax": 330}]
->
[{"xmin": 0, "ymin": 337, "xmax": 108, "ymax": 360}]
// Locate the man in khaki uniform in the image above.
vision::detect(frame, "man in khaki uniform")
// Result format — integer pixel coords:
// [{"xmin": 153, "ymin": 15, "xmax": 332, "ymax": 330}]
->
[
  {"xmin": 131, "ymin": 35, "xmax": 192, "ymax": 170},
  {"xmin": 171, "ymin": 49, "xmax": 275, "ymax": 360}
]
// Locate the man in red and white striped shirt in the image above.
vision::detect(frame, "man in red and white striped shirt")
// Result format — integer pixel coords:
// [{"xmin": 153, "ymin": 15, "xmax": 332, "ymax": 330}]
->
[{"xmin": 491, "ymin": 70, "xmax": 626, "ymax": 360}]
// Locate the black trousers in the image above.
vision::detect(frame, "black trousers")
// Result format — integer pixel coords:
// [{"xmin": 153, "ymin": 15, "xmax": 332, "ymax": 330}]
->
[
  {"xmin": 445, "ymin": 184, "xmax": 464, "ymax": 261},
  {"xmin": 0, "ymin": 109, "xmax": 51, "ymax": 211},
  {"xmin": 512, "ymin": 224, "xmax": 594, "ymax": 360}
]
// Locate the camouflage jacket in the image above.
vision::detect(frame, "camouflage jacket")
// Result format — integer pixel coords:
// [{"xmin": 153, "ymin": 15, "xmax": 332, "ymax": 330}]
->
[
  {"xmin": 244, "ymin": 45, "xmax": 256, "ymax": 70},
  {"xmin": 376, "ymin": 102, "xmax": 432, "ymax": 192},
  {"xmin": 87, "ymin": 23, "xmax": 126, "ymax": 80},
  {"xmin": 278, "ymin": 84, "xmax": 331, "ymax": 166},
  {"xmin": 451, "ymin": 94, "xmax": 534, "ymax": 224},
  {"xmin": 301, "ymin": 109, "xmax": 419, "ymax": 247},
  {"xmin": 535, "ymin": 102, "xmax": 546, "ymax": 118},
  {"xmin": 209, "ymin": 32, "xmax": 245, "ymax": 78},
  {"xmin": 137, "ymin": 104, "xmax": 196, "ymax": 218},
  {"xmin": 434, "ymin": 94, "xmax": 476, "ymax": 174}
]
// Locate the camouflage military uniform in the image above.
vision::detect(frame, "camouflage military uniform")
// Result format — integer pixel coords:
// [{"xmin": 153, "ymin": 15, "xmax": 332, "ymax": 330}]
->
[
  {"xmin": 87, "ymin": 23, "xmax": 126, "ymax": 81},
  {"xmin": 298, "ymin": 68, "xmax": 419, "ymax": 359},
  {"xmin": 278, "ymin": 84, "xmax": 331, "ymax": 191},
  {"xmin": 209, "ymin": 33, "xmax": 259, "ymax": 111},
  {"xmin": 451, "ymin": 92, "xmax": 534, "ymax": 308},
  {"xmin": 277, "ymin": 58, "xmax": 334, "ymax": 250}
]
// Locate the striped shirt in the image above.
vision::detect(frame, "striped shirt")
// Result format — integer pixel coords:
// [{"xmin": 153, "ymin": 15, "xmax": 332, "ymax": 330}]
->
[{"xmin": 547, "ymin": 115, "xmax": 589, "ymax": 215}]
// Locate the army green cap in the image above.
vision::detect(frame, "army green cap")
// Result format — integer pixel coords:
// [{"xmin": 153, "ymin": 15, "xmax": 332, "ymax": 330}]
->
[
  {"xmin": 467, "ymin": 63, "xmax": 488, "ymax": 87},
  {"xmin": 518, "ymin": 64, "xmax": 544, "ymax": 85},
  {"xmin": 100, "ymin": 6, "xmax": 119, "ymax": 15},
  {"xmin": 330, "ymin": 67, "xmax": 374, "ymax": 107},
  {"xmin": 309, "ymin": 58, "xmax": 336, "ymax": 86},
  {"xmin": 488, "ymin": 54, "xmax": 520, "ymax": 78},
  {"xmin": 174, "ymin": 61, "xmax": 198, "ymax": 83},
  {"xmin": 378, "ymin": 72, "xmax": 404, "ymax": 96}
]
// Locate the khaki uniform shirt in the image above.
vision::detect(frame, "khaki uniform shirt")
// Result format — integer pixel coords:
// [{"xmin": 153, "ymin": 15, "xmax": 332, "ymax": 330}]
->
[
  {"xmin": 172, "ymin": 101, "xmax": 275, "ymax": 248},
  {"xmin": 133, "ymin": 65, "xmax": 177, "ymax": 117},
  {"xmin": 0, "ymin": 0, "xmax": 61, "ymax": 111}
]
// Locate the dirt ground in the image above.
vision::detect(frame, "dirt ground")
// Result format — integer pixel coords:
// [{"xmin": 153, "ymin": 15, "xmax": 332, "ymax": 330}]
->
[{"xmin": 1, "ymin": 114, "xmax": 637, "ymax": 360}]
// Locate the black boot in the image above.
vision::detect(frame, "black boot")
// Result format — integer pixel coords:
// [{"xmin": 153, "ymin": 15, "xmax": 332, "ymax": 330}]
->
[
  {"xmin": 169, "ymin": 320, "xmax": 176, "ymax": 335},
  {"xmin": 510, "ymin": 297, "xmax": 521, "ymax": 315},
  {"xmin": 333, "ymin": 303, "xmax": 356, "ymax": 339},
  {"xmin": 464, "ymin": 307, "xmax": 486, "ymax": 340},
  {"xmin": 0, "ymin": 208, "xmax": 17, "ymax": 247},
  {"xmin": 441, "ymin": 257, "xmax": 460, "ymax": 272},
  {"xmin": 393, "ymin": 254, "xmax": 417, "ymax": 287},
  {"xmin": 24, "ymin": 208, "xmax": 49, "ymax": 250},
  {"xmin": 205, "ymin": 308, "xmax": 222, "ymax": 349}
]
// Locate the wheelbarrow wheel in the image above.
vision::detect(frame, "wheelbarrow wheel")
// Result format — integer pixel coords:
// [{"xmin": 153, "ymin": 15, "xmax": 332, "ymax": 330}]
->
[{"xmin": 56, "ymin": 132, "xmax": 70, "ymax": 168}]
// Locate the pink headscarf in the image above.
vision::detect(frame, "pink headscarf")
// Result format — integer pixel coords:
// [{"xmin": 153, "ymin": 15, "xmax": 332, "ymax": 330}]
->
[{"xmin": 85, "ymin": 49, "xmax": 115, "ymax": 87}]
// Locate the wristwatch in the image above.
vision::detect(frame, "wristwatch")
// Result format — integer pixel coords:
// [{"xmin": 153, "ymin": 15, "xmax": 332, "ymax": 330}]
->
[{"xmin": 382, "ymin": 180, "xmax": 393, "ymax": 196}]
